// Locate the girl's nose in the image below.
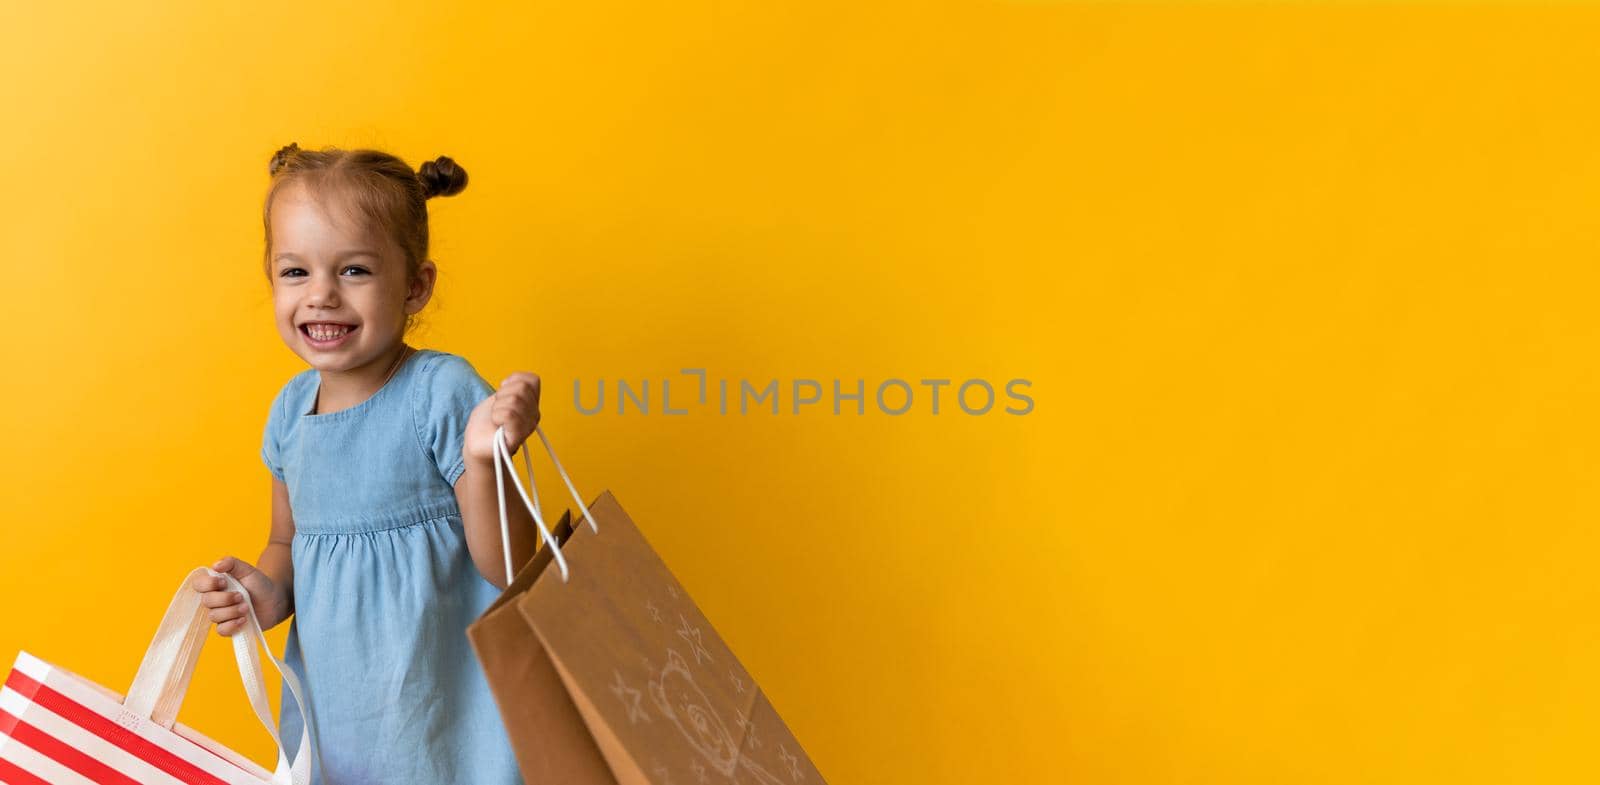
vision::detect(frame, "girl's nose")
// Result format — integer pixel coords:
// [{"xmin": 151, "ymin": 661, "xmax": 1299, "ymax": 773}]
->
[{"xmin": 307, "ymin": 276, "xmax": 340, "ymax": 305}]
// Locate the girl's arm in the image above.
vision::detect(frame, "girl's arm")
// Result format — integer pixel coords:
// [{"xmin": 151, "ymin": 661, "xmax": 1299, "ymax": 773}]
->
[
  {"xmin": 255, "ymin": 476, "xmax": 297, "ymax": 614},
  {"xmin": 454, "ymin": 371, "xmax": 544, "ymax": 590},
  {"xmin": 197, "ymin": 476, "xmax": 296, "ymax": 635},
  {"xmin": 455, "ymin": 452, "xmax": 539, "ymax": 590}
]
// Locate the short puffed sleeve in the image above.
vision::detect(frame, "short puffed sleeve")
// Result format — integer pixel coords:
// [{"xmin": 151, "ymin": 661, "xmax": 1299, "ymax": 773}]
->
[
  {"xmin": 414, "ymin": 352, "xmax": 495, "ymax": 487},
  {"xmin": 260, "ymin": 380, "xmax": 291, "ymax": 482}
]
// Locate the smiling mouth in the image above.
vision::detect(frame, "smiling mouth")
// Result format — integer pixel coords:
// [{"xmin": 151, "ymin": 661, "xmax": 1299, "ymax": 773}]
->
[{"xmin": 301, "ymin": 323, "xmax": 358, "ymax": 343}]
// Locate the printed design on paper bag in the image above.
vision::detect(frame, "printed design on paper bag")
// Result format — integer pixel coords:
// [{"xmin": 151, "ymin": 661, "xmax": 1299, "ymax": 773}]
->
[
  {"xmin": 644, "ymin": 646, "xmax": 792, "ymax": 785},
  {"xmin": 741, "ymin": 758, "xmax": 787, "ymax": 785},
  {"xmin": 114, "ymin": 708, "xmax": 145, "ymax": 732},
  {"xmin": 736, "ymin": 709, "xmax": 761, "ymax": 750},
  {"xmin": 677, "ymin": 614, "xmax": 714, "ymax": 665},
  {"xmin": 634, "ymin": 585, "xmax": 806, "ymax": 785},
  {"xmin": 780, "ymin": 744, "xmax": 804, "ymax": 782},
  {"xmin": 649, "ymin": 648, "xmax": 741, "ymax": 775},
  {"xmin": 611, "ymin": 669, "xmax": 651, "ymax": 725}
]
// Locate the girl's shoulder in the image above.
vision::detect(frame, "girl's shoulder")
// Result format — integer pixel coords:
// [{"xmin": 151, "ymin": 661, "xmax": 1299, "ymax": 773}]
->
[
  {"xmin": 413, "ymin": 346, "xmax": 473, "ymax": 376},
  {"xmin": 410, "ymin": 349, "xmax": 494, "ymax": 416},
  {"xmin": 266, "ymin": 367, "xmax": 320, "ymax": 422},
  {"xmin": 409, "ymin": 349, "xmax": 495, "ymax": 486}
]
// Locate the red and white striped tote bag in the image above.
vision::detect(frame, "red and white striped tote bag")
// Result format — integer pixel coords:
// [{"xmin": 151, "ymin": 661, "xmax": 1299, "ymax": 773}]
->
[{"xmin": 0, "ymin": 567, "xmax": 317, "ymax": 785}]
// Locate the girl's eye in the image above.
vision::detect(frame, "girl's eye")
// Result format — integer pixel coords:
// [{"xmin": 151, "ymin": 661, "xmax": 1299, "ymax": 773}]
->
[{"xmin": 277, "ymin": 267, "xmax": 369, "ymax": 278}]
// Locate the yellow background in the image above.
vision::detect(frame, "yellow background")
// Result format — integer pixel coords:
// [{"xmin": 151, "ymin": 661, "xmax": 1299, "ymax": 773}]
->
[{"xmin": 2, "ymin": 2, "xmax": 1596, "ymax": 783}]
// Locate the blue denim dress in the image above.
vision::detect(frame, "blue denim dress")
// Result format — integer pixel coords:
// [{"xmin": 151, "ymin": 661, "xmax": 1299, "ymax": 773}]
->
[{"xmin": 259, "ymin": 348, "xmax": 523, "ymax": 785}]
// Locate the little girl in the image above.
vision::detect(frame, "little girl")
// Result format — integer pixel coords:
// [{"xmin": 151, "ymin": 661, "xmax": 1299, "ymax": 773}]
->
[{"xmin": 192, "ymin": 143, "xmax": 546, "ymax": 784}]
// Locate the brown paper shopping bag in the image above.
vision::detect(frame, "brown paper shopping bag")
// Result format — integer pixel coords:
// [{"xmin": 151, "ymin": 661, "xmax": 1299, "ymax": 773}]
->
[{"xmin": 467, "ymin": 425, "xmax": 825, "ymax": 785}]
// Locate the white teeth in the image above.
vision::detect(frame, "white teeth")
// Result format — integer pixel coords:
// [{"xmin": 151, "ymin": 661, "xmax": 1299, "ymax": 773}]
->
[{"xmin": 306, "ymin": 324, "xmax": 351, "ymax": 341}]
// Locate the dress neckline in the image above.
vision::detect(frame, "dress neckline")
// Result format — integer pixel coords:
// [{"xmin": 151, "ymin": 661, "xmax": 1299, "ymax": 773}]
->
[{"xmin": 301, "ymin": 348, "xmax": 430, "ymax": 423}]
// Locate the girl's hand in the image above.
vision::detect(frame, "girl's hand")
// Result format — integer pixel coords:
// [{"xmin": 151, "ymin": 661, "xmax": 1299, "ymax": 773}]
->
[
  {"xmin": 194, "ymin": 556, "xmax": 290, "ymax": 636},
  {"xmin": 464, "ymin": 372, "xmax": 542, "ymax": 466}
]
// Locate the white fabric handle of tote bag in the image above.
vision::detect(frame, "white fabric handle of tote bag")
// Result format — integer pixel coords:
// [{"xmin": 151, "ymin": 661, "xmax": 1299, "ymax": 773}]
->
[
  {"xmin": 492, "ymin": 423, "xmax": 599, "ymax": 585},
  {"xmin": 122, "ymin": 567, "xmax": 317, "ymax": 785}
]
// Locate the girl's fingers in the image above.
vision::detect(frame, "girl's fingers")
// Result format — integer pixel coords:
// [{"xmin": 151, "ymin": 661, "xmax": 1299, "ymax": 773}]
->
[
  {"xmin": 501, "ymin": 372, "xmax": 541, "ymax": 397},
  {"xmin": 493, "ymin": 389, "xmax": 536, "ymax": 413},
  {"xmin": 492, "ymin": 409, "xmax": 532, "ymax": 452},
  {"xmin": 200, "ymin": 590, "xmax": 243, "ymax": 609},
  {"xmin": 492, "ymin": 381, "xmax": 542, "ymax": 437},
  {"xmin": 209, "ymin": 603, "xmax": 246, "ymax": 624},
  {"xmin": 498, "ymin": 407, "xmax": 540, "ymax": 440},
  {"xmin": 211, "ymin": 557, "xmax": 257, "ymax": 581}
]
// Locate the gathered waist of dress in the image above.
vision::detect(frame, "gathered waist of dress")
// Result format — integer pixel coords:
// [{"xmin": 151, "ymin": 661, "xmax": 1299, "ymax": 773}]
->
[{"xmin": 290, "ymin": 497, "xmax": 467, "ymax": 535}]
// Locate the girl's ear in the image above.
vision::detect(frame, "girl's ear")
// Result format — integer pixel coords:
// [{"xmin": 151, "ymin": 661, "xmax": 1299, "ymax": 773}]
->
[{"xmin": 406, "ymin": 261, "xmax": 438, "ymax": 313}]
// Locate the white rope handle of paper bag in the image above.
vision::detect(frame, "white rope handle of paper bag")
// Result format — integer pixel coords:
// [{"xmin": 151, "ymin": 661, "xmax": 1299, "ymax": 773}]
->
[
  {"xmin": 205, "ymin": 569, "xmax": 318, "ymax": 785},
  {"xmin": 492, "ymin": 423, "xmax": 599, "ymax": 586},
  {"xmin": 537, "ymin": 425, "xmax": 599, "ymax": 536},
  {"xmin": 494, "ymin": 424, "xmax": 566, "ymax": 584}
]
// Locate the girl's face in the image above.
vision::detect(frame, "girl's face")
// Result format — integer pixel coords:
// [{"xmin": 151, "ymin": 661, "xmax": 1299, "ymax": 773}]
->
[{"xmin": 268, "ymin": 182, "xmax": 434, "ymax": 373}]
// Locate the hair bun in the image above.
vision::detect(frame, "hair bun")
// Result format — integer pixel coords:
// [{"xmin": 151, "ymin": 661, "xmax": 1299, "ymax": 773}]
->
[
  {"xmin": 419, "ymin": 156, "xmax": 468, "ymax": 199},
  {"xmin": 269, "ymin": 142, "xmax": 301, "ymax": 176}
]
